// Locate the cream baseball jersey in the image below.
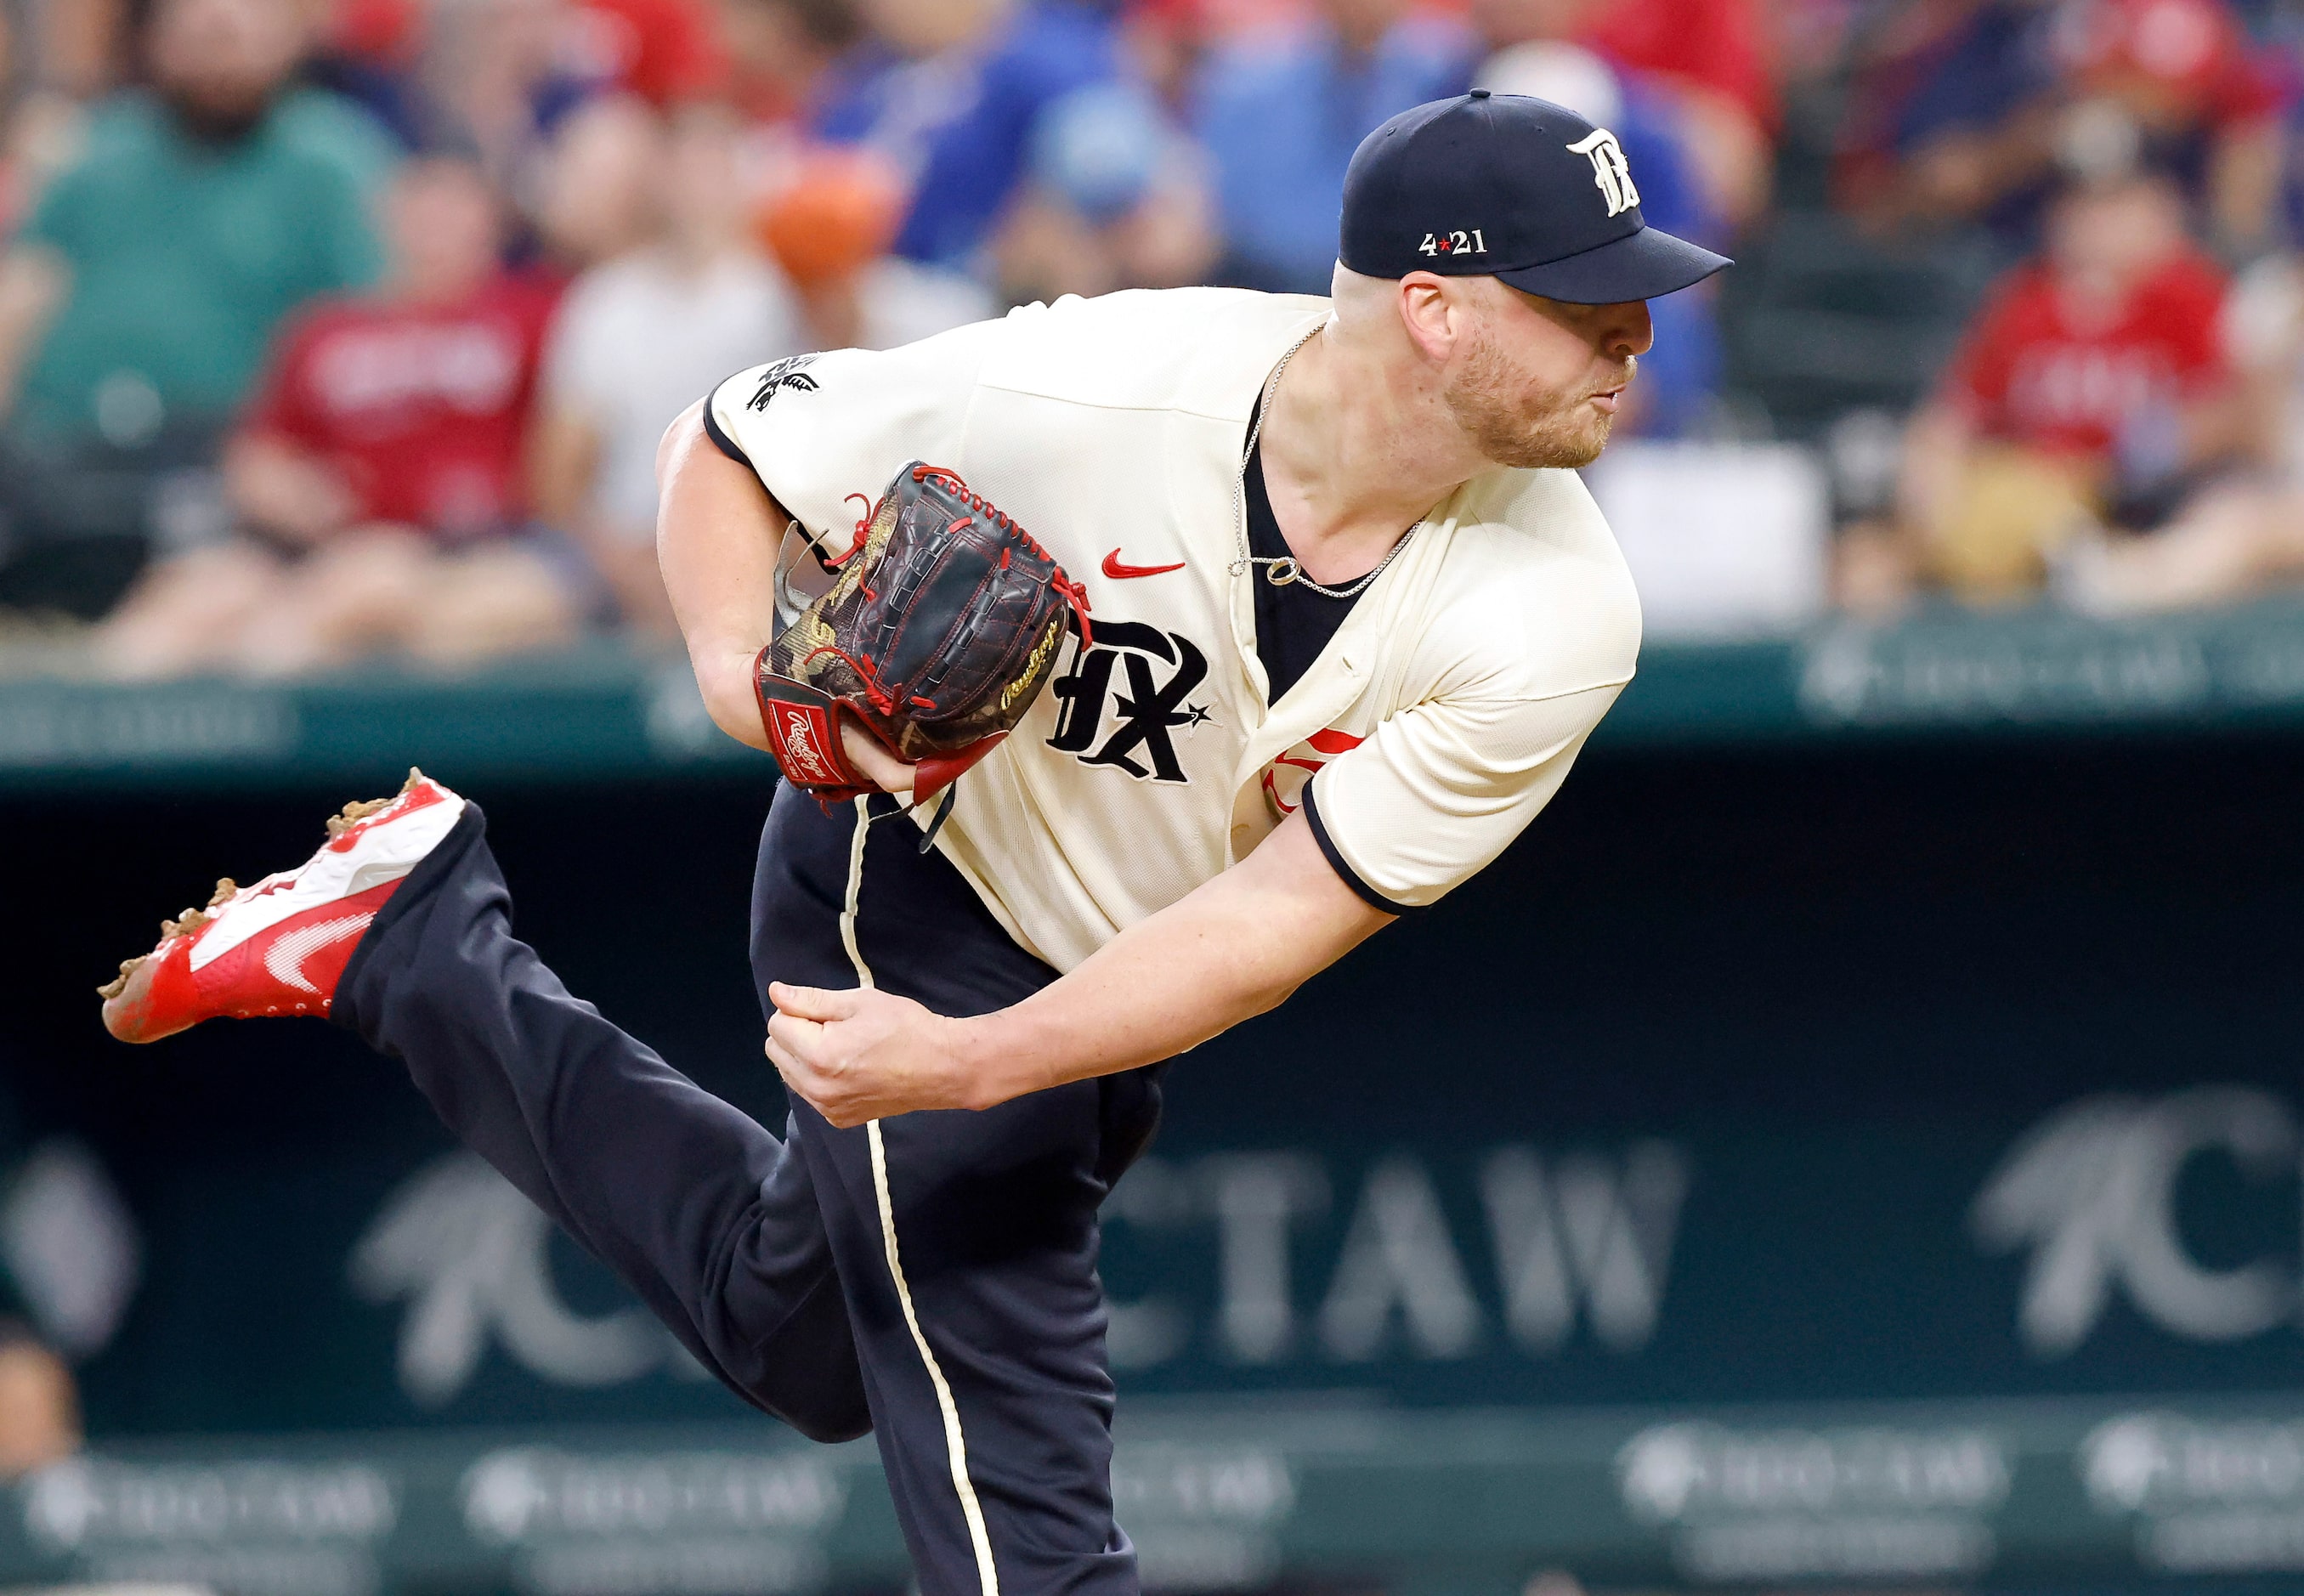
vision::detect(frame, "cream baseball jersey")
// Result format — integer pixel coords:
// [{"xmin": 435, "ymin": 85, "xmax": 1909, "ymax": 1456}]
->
[{"xmin": 707, "ymin": 286, "xmax": 1641, "ymax": 973}]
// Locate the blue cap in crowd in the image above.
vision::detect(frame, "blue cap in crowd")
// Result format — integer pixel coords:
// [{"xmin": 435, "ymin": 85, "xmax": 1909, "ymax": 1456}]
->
[{"xmin": 1340, "ymin": 91, "xmax": 1731, "ymax": 304}]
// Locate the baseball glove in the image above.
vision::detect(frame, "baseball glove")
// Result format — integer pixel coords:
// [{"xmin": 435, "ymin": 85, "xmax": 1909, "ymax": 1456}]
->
[{"xmin": 755, "ymin": 461, "xmax": 1091, "ymax": 829}]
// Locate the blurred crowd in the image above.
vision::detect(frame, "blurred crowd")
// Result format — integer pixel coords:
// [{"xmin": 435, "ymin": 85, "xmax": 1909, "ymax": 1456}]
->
[
  {"xmin": 1825, "ymin": 0, "xmax": 2304, "ymax": 616},
  {"xmin": 0, "ymin": 0, "xmax": 2300, "ymax": 676}
]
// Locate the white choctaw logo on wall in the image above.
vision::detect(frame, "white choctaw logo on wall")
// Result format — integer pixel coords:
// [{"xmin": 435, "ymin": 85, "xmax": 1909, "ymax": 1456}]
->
[
  {"xmin": 1102, "ymin": 1140, "xmax": 1689, "ymax": 1369},
  {"xmin": 1614, "ymin": 1422, "xmax": 2007, "ymax": 1583},
  {"xmin": 352, "ymin": 1152, "xmax": 693, "ymax": 1406},
  {"xmin": 1567, "ymin": 129, "xmax": 1640, "ymax": 217},
  {"xmin": 359, "ymin": 1141, "xmax": 1688, "ymax": 1400},
  {"xmin": 1972, "ymin": 1088, "xmax": 2299, "ymax": 1355}
]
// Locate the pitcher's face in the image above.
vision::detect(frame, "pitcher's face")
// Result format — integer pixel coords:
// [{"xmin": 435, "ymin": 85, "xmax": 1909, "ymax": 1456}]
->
[{"xmin": 1442, "ymin": 282, "xmax": 1650, "ymax": 470}]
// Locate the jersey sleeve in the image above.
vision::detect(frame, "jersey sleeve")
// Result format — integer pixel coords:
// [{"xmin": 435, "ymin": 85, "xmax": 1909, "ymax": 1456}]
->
[
  {"xmin": 705, "ymin": 318, "xmax": 998, "ymax": 568},
  {"xmin": 1299, "ymin": 682, "xmax": 1625, "ymax": 912}
]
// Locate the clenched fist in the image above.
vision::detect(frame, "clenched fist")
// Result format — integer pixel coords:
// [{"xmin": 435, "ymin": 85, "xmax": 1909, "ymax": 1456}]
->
[{"xmin": 766, "ymin": 982, "xmax": 1001, "ymax": 1125}]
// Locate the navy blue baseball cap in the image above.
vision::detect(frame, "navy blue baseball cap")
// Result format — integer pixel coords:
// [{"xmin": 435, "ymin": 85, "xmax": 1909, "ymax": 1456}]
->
[{"xmin": 1340, "ymin": 91, "xmax": 1730, "ymax": 304}]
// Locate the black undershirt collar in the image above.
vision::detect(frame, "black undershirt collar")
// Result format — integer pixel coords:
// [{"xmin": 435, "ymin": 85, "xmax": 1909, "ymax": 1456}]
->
[
  {"xmin": 1243, "ymin": 428, "xmax": 1365, "ymax": 705},
  {"xmin": 1247, "ymin": 433, "xmax": 1416, "ymax": 916}
]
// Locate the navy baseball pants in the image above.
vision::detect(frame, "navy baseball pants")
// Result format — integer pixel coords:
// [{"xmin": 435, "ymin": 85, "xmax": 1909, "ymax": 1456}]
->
[{"xmin": 334, "ymin": 784, "xmax": 1165, "ymax": 1596}]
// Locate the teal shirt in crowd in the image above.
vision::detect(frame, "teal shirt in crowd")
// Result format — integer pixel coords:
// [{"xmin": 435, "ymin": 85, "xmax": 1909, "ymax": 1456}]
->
[{"xmin": 14, "ymin": 88, "xmax": 395, "ymax": 445}]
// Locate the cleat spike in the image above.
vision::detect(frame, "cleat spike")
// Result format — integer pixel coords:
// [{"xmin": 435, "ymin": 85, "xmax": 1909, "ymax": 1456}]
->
[
  {"xmin": 161, "ymin": 908, "xmax": 212, "ymax": 940},
  {"xmin": 96, "ymin": 956, "xmax": 144, "ymax": 1001},
  {"xmin": 326, "ymin": 795, "xmax": 392, "ymax": 837},
  {"xmin": 329, "ymin": 771, "xmax": 428, "ymax": 837},
  {"xmin": 207, "ymin": 878, "xmax": 239, "ymax": 909}
]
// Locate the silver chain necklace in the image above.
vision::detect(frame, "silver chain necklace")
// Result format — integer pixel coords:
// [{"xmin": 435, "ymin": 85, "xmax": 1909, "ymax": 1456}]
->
[{"xmin": 1229, "ymin": 329, "xmax": 1420, "ymax": 600}]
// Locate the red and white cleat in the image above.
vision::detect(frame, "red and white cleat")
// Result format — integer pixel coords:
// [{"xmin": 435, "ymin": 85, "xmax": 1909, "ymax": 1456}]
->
[{"xmin": 99, "ymin": 769, "xmax": 467, "ymax": 1044}]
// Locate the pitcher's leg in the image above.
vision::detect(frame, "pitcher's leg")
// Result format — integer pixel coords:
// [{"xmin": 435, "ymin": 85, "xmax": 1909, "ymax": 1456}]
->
[
  {"xmin": 797, "ymin": 1089, "xmax": 1146, "ymax": 1596},
  {"xmin": 335, "ymin": 800, "xmax": 869, "ymax": 1440},
  {"xmin": 763, "ymin": 793, "xmax": 1162, "ymax": 1595}
]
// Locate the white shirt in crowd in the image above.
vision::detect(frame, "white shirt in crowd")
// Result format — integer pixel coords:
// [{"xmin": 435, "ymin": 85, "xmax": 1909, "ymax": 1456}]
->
[
  {"xmin": 853, "ymin": 258, "xmax": 998, "ymax": 354},
  {"xmin": 547, "ymin": 250, "xmax": 994, "ymax": 541},
  {"xmin": 546, "ymin": 249, "xmax": 807, "ymax": 540},
  {"xmin": 712, "ymin": 287, "xmax": 1642, "ymax": 973}
]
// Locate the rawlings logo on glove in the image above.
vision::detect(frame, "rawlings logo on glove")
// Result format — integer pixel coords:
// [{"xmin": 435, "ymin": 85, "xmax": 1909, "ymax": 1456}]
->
[
  {"xmin": 762, "ymin": 699, "xmax": 846, "ymax": 789},
  {"xmin": 755, "ymin": 462, "xmax": 1093, "ymax": 835}
]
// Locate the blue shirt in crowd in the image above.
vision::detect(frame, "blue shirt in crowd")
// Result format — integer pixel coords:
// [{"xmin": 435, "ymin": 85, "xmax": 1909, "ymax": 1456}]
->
[
  {"xmin": 813, "ymin": 3, "xmax": 1120, "ymax": 271},
  {"xmin": 1192, "ymin": 16, "xmax": 1473, "ymax": 293}
]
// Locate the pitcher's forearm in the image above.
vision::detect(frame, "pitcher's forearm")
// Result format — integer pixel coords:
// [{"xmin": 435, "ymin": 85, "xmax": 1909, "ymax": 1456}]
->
[
  {"xmin": 656, "ymin": 401, "xmax": 787, "ymax": 749},
  {"xmin": 958, "ymin": 907, "xmax": 1289, "ymax": 1101},
  {"xmin": 693, "ymin": 641, "xmax": 771, "ymax": 750},
  {"xmin": 953, "ymin": 813, "xmax": 1391, "ymax": 1103}
]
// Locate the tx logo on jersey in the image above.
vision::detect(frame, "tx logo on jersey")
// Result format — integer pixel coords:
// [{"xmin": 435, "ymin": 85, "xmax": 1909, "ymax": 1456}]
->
[
  {"xmin": 1566, "ymin": 129, "xmax": 1640, "ymax": 218},
  {"xmin": 1260, "ymin": 727, "xmax": 1366, "ymax": 817},
  {"xmin": 746, "ymin": 354, "xmax": 820, "ymax": 412},
  {"xmin": 1048, "ymin": 620, "xmax": 1213, "ymax": 783}
]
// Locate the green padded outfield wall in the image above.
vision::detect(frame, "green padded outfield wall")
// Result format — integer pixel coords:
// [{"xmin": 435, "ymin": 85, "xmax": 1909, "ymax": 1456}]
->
[{"xmin": 3, "ymin": 683, "xmax": 2304, "ymax": 1590}]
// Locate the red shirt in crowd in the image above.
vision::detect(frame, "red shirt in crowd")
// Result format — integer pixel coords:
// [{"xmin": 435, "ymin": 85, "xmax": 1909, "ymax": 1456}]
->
[
  {"xmin": 1941, "ymin": 250, "xmax": 2229, "ymax": 459},
  {"xmin": 2052, "ymin": 0, "xmax": 2286, "ymax": 133},
  {"xmin": 572, "ymin": 0, "xmax": 728, "ymax": 105},
  {"xmin": 1579, "ymin": 0, "xmax": 1776, "ymax": 133},
  {"xmin": 245, "ymin": 275, "xmax": 562, "ymax": 540},
  {"xmin": 331, "ymin": 0, "xmax": 728, "ymax": 105}
]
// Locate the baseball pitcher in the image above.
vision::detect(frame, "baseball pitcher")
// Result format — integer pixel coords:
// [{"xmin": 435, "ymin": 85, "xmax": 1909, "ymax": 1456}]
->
[{"xmin": 99, "ymin": 96, "xmax": 1727, "ymax": 1595}]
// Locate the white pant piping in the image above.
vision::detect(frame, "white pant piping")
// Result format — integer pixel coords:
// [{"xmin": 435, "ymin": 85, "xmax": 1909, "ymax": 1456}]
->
[{"xmin": 840, "ymin": 796, "xmax": 1002, "ymax": 1596}]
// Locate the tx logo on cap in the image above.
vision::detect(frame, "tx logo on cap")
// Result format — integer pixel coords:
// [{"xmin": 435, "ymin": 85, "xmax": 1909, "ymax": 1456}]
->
[{"xmin": 1566, "ymin": 129, "xmax": 1640, "ymax": 218}]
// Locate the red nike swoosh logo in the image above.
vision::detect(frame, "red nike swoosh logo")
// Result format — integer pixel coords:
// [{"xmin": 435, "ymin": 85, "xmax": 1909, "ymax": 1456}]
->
[{"xmin": 1102, "ymin": 549, "xmax": 1186, "ymax": 580}]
